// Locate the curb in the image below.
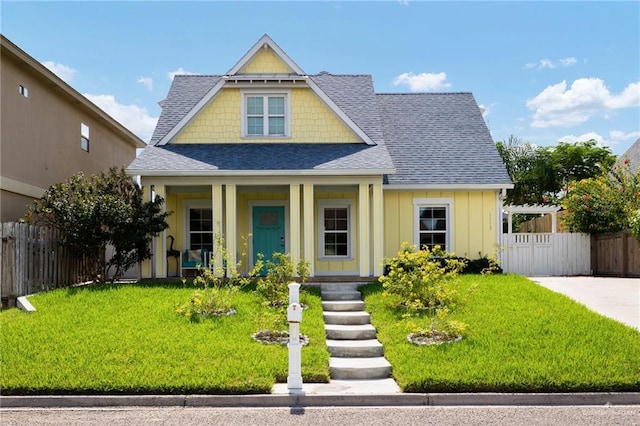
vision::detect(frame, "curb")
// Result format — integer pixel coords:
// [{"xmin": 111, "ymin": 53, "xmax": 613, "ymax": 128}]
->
[{"xmin": 2, "ymin": 392, "xmax": 639, "ymax": 408}]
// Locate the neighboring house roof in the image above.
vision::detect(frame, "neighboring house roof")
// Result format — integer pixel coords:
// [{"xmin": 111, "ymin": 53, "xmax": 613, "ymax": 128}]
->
[
  {"xmin": 0, "ymin": 35, "xmax": 145, "ymax": 149},
  {"xmin": 378, "ymin": 93, "xmax": 512, "ymax": 186},
  {"xmin": 622, "ymin": 138, "xmax": 640, "ymax": 174}
]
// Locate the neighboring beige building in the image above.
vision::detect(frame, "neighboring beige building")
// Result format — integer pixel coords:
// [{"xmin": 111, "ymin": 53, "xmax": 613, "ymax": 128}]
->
[{"xmin": 0, "ymin": 35, "xmax": 146, "ymax": 222}]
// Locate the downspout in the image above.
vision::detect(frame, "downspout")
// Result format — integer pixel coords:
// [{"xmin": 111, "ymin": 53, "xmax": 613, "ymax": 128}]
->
[{"xmin": 497, "ymin": 188, "xmax": 506, "ymax": 267}]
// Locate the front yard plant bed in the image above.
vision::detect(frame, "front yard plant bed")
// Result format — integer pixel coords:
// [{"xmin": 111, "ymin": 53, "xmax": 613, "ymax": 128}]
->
[
  {"xmin": 0, "ymin": 282, "xmax": 329, "ymax": 395},
  {"xmin": 361, "ymin": 274, "xmax": 640, "ymax": 393}
]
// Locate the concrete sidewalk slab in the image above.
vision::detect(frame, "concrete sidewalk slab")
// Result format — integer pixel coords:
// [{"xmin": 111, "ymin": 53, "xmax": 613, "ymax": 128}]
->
[{"xmin": 529, "ymin": 276, "xmax": 640, "ymax": 330}]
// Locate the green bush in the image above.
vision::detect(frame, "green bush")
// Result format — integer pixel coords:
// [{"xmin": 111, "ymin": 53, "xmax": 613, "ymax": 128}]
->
[
  {"xmin": 256, "ymin": 252, "xmax": 310, "ymax": 308},
  {"xmin": 379, "ymin": 243, "xmax": 465, "ymax": 313}
]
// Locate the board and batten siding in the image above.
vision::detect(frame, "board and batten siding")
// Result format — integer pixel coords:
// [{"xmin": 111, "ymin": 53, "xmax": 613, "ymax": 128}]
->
[{"xmin": 383, "ymin": 190, "xmax": 500, "ymax": 259}]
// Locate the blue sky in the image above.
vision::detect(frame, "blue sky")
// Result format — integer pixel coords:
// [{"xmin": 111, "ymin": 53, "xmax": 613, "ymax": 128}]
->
[{"xmin": 3, "ymin": 1, "xmax": 639, "ymax": 154}]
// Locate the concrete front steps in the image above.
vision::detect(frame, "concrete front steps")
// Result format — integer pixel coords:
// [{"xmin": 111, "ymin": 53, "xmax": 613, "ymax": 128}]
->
[{"xmin": 321, "ymin": 283, "xmax": 393, "ymax": 381}]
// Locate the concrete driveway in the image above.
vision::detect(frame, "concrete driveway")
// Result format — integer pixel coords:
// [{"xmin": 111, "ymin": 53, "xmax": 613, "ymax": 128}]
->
[{"xmin": 529, "ymin": 276, "xmax": 640, "ymax": 330}]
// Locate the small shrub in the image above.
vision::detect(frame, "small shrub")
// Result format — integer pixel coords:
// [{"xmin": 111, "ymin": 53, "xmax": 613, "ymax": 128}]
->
[
  {"xmin": 379, "ymin": 243, "xmax": 464, "ymax": 314},
  {"xmin": 630, "ymin": 209, "xmax": 640, "ymax": 243},
  {"xmin": 176, "ymin": 234, "xmax": 260, "ymax": 322},
  {"xmin": 256, "ymin": 252, "xmax": 310, "ymax": 308}
]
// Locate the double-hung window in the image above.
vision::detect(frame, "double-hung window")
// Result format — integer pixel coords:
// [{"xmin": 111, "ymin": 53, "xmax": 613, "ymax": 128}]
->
[
  {"xmin": 184, "ymin": 201, "xmax": 214, "ymax": 252},
  {"xmin": 318, "ymin": 199, "xmax": 354, "ymax": 258},
  {"xmin": 243, "ymin": 92, "xmax": 289, "ymax": 137},
  {"xmin": 413, "ymin": 198, "xmax": 453, "ymax": 251}
]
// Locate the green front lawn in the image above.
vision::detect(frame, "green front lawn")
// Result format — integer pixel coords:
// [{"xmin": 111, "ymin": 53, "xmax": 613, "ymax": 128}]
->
[
  {"xmin": 0, "ymin": 282, "xmax": 329, "ymax": 395},
  {"xmin": 361, "ymin": 274, "xmax": 640, "ymax": 392},
  {"xmin": 2, "ymin": 275, "xmax": 639, "ymax": 394}
]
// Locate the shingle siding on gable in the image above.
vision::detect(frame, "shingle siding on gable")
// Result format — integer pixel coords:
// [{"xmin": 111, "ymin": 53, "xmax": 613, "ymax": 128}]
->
[{"xmin": 622, "ymin": 138, "xmax": 640, "ymax": 174}]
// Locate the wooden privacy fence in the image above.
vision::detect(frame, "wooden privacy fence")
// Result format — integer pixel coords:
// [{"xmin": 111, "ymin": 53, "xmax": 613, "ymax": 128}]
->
[
  {"xmin": 501, "ymin": 233, "xmax": 591, "ymax": 276},
  {"xmin": 1, "ymin": 222, "xmax": 93, "ymax": 304},
  {"xmin": 591, "ymin": 230, "xmax": 640, "ymax": 277}
]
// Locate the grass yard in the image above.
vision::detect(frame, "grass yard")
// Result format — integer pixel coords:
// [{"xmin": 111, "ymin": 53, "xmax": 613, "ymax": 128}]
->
[
  {"xmin": 0, "ymin": 282, "xmax": 329, "ymax": 395},
  {"xmin": 361, "ymin": 274, "xmax": 640, "ymax": 393}
]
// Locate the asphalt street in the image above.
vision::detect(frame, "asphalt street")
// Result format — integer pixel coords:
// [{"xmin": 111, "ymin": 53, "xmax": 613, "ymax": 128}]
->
[{"xmin": 2, "ymin": 406, "xmax": 640, "ymax": 426}]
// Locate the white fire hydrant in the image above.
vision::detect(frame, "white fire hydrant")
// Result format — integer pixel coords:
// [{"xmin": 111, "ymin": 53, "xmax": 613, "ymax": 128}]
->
[{"xmin": 287, "ymin": 282, "xmax": 303, "ymax": 391}]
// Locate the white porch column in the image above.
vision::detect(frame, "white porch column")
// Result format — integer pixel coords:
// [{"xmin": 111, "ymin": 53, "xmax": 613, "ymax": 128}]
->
[
  {"xmin": 358, "ymin": 183, "xmax": 370, "ymax": 277},
  {"xmin": 372, "ymin": 183, "xmax": 384, "ymax": 276},
  {"xmin": 212, "ymin": 184, "xmax": 224, "ymax": 274},
  {"xmin": 153, "ymin": 184, "xmax": 167, "ymax": 278},
  {"xmin": 303, "ymin": 184, "xmax": 315, "ymax": 277},
  {"xmin": 225, "ymin": 184, "xmax": 237, "ymax": 275},
  {"xmin": 289, "ymin": 184, "xmax": 301, "ymax": 264}
]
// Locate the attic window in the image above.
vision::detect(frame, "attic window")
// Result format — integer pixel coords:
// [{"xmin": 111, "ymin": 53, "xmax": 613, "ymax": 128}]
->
[
  {"xmin": 18, "ymin": 85, "xmax": 28, "ymax": 97},
  {"xmin": 241, "ymin": 91, "xmax": 290, "ymax": 138}
]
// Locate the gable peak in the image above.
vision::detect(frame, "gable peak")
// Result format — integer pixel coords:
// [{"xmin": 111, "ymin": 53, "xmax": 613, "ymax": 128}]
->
[{"xmin": 227, "ymin": 34, "xmax": 305, "ymax": 76}]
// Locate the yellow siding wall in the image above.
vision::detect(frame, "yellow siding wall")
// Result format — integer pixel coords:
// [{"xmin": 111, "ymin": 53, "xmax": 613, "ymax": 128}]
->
[
  {"xmin": 174, "ymin": 88, "xmax": 361, "ymax": 143},
  {"xmin": 314, "ymin": 192, "xmax": 359, "ymax": 274},
  {"xmin": 383, "ymin": 190, "xmax": 498, "ymax": 259},
  {"xmin": 239, "ymin": 48, "xmax": 293, "ymax": 74}
]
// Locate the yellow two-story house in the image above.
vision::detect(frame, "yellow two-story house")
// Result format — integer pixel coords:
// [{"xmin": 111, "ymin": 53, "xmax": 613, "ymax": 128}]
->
[{"xmin": 127, "ymin": 35, "xmax": 512, "ymax": 279}]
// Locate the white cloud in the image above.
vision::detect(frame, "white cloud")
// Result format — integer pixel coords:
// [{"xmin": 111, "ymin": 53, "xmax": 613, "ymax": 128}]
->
[
  {"xmin": 525, "ymin": 57, "xmax": 578, "ymax": 70},
  {"xmin": 558, "ymin": 132, "xmax": 606, "ymax": 146},
  {"xmin": 539, "ymin": 59, "xmax": 555, "ymax": 69},
  {"xmin": 610, "ymin": 130, "xmax": 640, "ymax": 142},
  {"xmin": 527, "ymin": 78, "xmax": 640, "ymax": 128},
  {"xmin": 397, "ymin": 0, "xmax": 409, "ymax": 5},
  {"xmin": 559, "ymin": 57, "xmax": 577, "ymax": 67},
  {"xmin": 168, "ymin": 67, "xmax": 197, "ymax": 81},
  {"xmin": 43, "ymin": 61, "xmax": 78, "ymax": 82},
  {"xmin": 392, "ymin": 72, "xmax": 451, "ymax": 92},
  {"xmin": 84, "ymin": 94, "xmax": 158, "ymax": 143},
  {"xmin": 137, "ymin": 76, "xmax": 153, "ymax": 91}
]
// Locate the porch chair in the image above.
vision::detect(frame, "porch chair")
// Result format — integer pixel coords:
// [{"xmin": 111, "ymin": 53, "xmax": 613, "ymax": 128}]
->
[{"xmin": 180, "ymin": 248, "xmax": 208, "ymax": 277}]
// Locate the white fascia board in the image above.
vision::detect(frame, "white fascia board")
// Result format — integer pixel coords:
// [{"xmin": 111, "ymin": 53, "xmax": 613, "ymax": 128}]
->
[
  {"xmin": 227, "ymin": 34, "xmax": 305, "ymax": 76},
  {"xmin": 156, "ymin": 79, "xmax": 226, "ymax": 146},
  {"xmin": 129, "ymin": 168, "xmax": 395, "ymax": 178},
  {"xmin": 383, "ymin": 183, "xmax": 515, "ymax": 190},
  {"xmin": 305, "ymin": 78, "xmax": 375, "ymax": 146}
]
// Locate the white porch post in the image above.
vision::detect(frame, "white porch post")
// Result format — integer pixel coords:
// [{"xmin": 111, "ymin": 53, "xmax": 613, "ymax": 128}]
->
[
  {"xmin": 372, "ymin": 183, "xmax": 384, "ymax": 276},
  {"xmin": 358, "ymin": 183, "xmax": 370, "ymax": 277},
  {"xmin": 212, "ymin": 184, "xmax": 224, "ymax": 274},
  {"xmin": 225, "ymin": 184, "xmax": 237, "ymax": 275},
  {"xmin": 153, "ymin": 184, "xmax": 167, "ymax": 278},
  {"xmin": 303, "ymin": 184, "xmax": 315, "ymax": 277},
  {"xmin": 289, "ymin": 184, "xmax": 301, "ymax": 264}
]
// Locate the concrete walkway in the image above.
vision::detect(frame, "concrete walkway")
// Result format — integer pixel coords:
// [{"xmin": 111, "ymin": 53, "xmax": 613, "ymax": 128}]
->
[{"xmin": 530, "ymin": 276, "xmax": 640, "ymax": 330}]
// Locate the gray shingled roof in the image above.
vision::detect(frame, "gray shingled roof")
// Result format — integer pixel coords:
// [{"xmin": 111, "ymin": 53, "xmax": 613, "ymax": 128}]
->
[
  {"xmin": 128, "ymin": 143, "xmax": 393, "ymax": 172},
  {"xmin": 134, "ymin": 72, "xmax": 511, "ymax": 186},
  {"xmin": 622, "ymin": 138, "xmax": 640, "ymax": 174},
  {"xmin": 150, "ymin": 75, "xmax": 221, "ymax": 145},
  {"xmin": 377, "ymin": 93, "xmax": 512, "ymax": 185}
]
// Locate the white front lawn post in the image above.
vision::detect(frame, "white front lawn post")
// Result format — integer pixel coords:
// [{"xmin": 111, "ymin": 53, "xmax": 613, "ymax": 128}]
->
[{"xmin": 287, "ymin": 282, "xmax": 303, "ymax": 391}]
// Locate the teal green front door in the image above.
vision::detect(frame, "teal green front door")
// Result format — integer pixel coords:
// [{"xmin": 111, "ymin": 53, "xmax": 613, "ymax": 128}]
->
[{"xmin": 253, "ymin": 206, "xmax": 285, "ymax": 272}]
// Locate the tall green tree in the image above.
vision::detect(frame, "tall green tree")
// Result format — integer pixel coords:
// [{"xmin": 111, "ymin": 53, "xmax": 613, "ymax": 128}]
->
[
  {"xmin": 496, "ymin": 136, "xmax": 616, "ymax": 205},
  {"xmin": 25, "ymin": 167, "xmax": 170, "ymax": 282}
]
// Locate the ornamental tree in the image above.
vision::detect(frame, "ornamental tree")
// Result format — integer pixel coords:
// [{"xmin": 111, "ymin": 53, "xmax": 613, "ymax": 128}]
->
[
  {"xmin": 24, "ymin": 167, "xmax": 170, "ymax": 282},
  {"xmin": 562, "ymin": 159, "xmax": 640, "ymax": 234}
]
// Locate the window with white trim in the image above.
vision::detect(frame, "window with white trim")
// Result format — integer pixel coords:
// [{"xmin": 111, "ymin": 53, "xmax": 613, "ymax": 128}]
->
[
  {"xmin": 318, "ymin": 199, "xmax": 354, "ymax": 258},
  {"xmin": 184, "ymin": 201, "xmax": 213, "ymax": 251},
  {"xmin": 242, "ymin": 92, "xmax": 289, "ymax": 137},
  {"xmin": 414, "ymin": 198, "xmax": 452, "ymax": 251},
  {"xmin": 18, "ymin": 84, "xmax": 28, "ymax": 97},
  {"xmin": 80, "ymin": 123, "xmax": 90, "ymax": 152}
]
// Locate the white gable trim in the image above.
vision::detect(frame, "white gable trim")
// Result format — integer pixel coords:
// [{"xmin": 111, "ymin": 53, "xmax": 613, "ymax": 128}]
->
[
  {"xmin": 156, "ymin": 34, "xmax": 374, "ymax": 147},
  {"xmin": 156, "ymin": 78, "xmax": 226, "ymax": 146},
  {"xmin": 227, "ymin": 34, "xmax": 305, "ymax": 76},
  {"xmin": 305, "ymin": 78, "xmax": 375, "ymax": 146}
]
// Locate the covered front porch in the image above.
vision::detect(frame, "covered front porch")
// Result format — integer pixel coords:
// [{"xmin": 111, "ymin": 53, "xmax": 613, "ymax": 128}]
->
[{"xmin": 141, "ymin": 176, "xmax": 385, "ymax": 279}]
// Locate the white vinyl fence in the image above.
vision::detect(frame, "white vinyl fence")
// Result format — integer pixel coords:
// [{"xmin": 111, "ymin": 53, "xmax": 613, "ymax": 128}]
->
[{"xmin": 501, "ymin": 233, "xmax": 590, "ymax": 276}]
